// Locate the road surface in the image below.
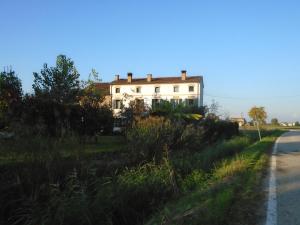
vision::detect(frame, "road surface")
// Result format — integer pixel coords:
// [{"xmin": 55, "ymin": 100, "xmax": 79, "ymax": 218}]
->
[{"xmin": 266, "ymin": 130, "xmax": 300, "ymax": 225}]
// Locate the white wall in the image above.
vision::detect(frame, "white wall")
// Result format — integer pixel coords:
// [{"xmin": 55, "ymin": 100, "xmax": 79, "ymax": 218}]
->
[{"xmin": 111, "ymin": 82, "xmax": 203, "ymax": 115}]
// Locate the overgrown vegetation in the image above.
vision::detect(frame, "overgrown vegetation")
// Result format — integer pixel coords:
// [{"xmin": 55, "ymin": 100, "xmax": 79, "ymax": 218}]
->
[
  {"xmin": 0, "ymin": 116, "xmax": 282, "ymax": 225},
  {"xmin": 1, "ymin": 55, "xmax": 113, "ymax": 137},
  {"xmin": 146, "ymin": 130, "xmax": 283, "ymax": 225},
  {"xmin": 0, "ymin": 56, "xmax": 283, "ymax": 225}
]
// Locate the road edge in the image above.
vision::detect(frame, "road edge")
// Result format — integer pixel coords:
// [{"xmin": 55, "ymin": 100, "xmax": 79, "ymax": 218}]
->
[{"xmin": 265, "ymin": 134, "xmax": 282, "ymax": 225}]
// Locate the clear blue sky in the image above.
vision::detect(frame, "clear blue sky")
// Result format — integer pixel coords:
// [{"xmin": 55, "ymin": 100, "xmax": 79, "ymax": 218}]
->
[{"xmin": 1, "ymin": 0, "xmax": 300, "ymax": 122}]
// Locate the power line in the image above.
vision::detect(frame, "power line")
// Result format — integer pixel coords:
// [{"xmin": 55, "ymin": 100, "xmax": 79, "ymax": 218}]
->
[{"xmin": 204, "ymin": 93, "xmax": 300, "ymax": 100}]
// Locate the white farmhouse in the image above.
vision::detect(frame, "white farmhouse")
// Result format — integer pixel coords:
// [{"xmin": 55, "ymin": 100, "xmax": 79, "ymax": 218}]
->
[{"xmin": 110, "ymin": 70, "xmax": 204, "ymax": 115}]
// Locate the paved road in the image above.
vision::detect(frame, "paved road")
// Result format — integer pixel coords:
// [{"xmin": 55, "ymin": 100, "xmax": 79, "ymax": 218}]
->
[{"xmin": 273, "ymin": 131, "xmax": 300, "ymax": 225}]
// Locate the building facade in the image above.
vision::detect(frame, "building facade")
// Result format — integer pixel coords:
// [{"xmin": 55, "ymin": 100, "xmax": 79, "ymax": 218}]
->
[
  {"xmin": 110, "ymin": 70, "xmax": 204, "ymax": 115},
  {"xmin": 230, "ymin": 117, "xmax": 246, "ymax": 127}
]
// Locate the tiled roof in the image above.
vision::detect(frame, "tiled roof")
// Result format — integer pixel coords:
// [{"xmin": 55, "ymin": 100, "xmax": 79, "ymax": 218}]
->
[
  {"xmin": 93, "ymin": 83, "xmax": 110, "ymax": 95},
  {"xmin": 94, "ymin": 83, "xmax": 110, "ymax": 90},
  {"xmin": 111, "ymin": 76, "xmax": 203, "ymax": 85}
]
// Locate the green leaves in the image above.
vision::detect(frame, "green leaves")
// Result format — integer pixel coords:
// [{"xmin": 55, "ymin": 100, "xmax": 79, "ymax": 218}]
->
[
  {"xmin": 0, "ymin": 69, "xmax": 23, "ymax": 128},
  {"xmin": 248, "ymin": 106, "xmax": 267, "ymax": 125},
  {"xmin": 33, "ymin": 55, "xmax": 80, "ymax": 104}
]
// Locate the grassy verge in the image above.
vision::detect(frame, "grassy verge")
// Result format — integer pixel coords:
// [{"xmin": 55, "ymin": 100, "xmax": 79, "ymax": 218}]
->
[
  {"xmin": 0, "ymin": 135, "xmax": 126, "ymax": 166},
  {"xmin": 146, "ymin": 130, "xmax": 284, "ymax": 225},
  {"xmin": 0, "ymin": 129, "xmax": 284, "ymax": 225}
]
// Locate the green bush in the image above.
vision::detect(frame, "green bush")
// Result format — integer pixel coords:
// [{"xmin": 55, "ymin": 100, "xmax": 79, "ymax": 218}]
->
[
  {"xmin": 126, "ymin": 117, "xmax": 184, "ymax": 163},
  {"xmin": 20, "ymin": 95, "xmax": 113, "ymax": 137},
  {"xmin": 180, "ymin": 170, "xmax": 209, "ymax": 193},
  {"xmin": 111, "ymin": 162, "xmax": 175, "ymax": 225},
  {"xmin": 200, "ymin": 118, "xmax": 239, "ymax": 144}
]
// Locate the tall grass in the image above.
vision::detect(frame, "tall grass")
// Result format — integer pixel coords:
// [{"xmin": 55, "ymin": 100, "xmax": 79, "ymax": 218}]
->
[
  {"xmin": 172, "ymin": 136, "xmax": 252, "ymax": 178},
  {"xmin": 0, "ymin": 122, "xmax": 283, "ymax": 225},
  {"xmin": 146, "ymin": 133, "xmax": 283, "ymax": 225}
]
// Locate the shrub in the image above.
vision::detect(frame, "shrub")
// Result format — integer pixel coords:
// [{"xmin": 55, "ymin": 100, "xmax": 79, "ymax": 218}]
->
[
  {"xmin": 200, "ymin": 118, "xmax": 239, "ymax": 144},
  {"xmin": 0, "ymin": 70, "xmax": 23, "ymax": 129},
  {"xmin": 90, "ymin": 161, "xmax": 177, "ymax": 225},
  {"xmin": 111, "ymin": 162, "xmax": 175, "ymax": 225},
  {"xmin": 180, "ymin": 170, "xmax": 209, "ymax": 193},
  {"xmin": 179, "ymin": 124, "xmax": 204, "ymax": 151},
  {"xmin": 7, "ymin": 169, "xmax": 93, "ymax": 225},
  {"xmin": 20, "ymin": 95, "xmax": 113, "ymax": 137},
  {"xmin": 126, "ymin": 117, "xmax": 184, "ymax": 163}
]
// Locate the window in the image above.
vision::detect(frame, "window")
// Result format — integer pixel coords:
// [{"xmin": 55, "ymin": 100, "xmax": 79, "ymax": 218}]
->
[
  {"xmin": 115, "ymin": 88, "xmax": 120, "ymax": 93},
  {"xmin": 136, "ymin": 87, "xmax": 141, "ymax": 93},
  {"xmin": 114, "ymin": 100, "xmax": 122, "ymax": 109},
  {"xmin": 155, "ymin": 87, "xmax": 160, "ymax": 93},
  {"xmin": 187, "ymin": 99, "xmax": 195, "ymax": 106},
  {"xmin": 189, "ymin": 86, "xmax": 194, "ymax": 92},
  {"xmin": 171, "ymin": 99, "xmax": 182, "ymax": 107},
  {"xmin": 173, "ymin": 86, "xmax": 179, "ymax": 92}
]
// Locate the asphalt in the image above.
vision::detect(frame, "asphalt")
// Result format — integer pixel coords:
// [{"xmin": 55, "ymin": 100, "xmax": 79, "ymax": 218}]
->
[{"xmin": 275, "ymin": 131, "xmax": 300, "ymax": 225}]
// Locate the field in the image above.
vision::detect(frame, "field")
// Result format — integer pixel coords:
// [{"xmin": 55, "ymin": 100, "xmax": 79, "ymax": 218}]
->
[{"xmin": 0, "ymin": 128, "xmax": 284, "ymax": 225}]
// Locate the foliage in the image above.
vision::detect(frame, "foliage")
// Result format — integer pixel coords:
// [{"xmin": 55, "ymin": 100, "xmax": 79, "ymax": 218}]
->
[
  {"xmin": 33, "ymin": 55, "xmax": 80, "ymax": 104},
  {"xmin": 150, "ymin": 100, "xmax": 206, "ymax": 121},
  {"xmin": 121, "ymin": 99, "xmax": 150, "ymax": 125},
  {"xmin": 207, "ymin": 99, "xmax": 220, "ymax": 116},
  {"xmin": 126, "ymin": 117, "xmax": 181, "ymax": 163},
  {"xmin": 172, "ymin": 136, "xmax": 252, "ymax": 177},
  {"xmin": 146, "ymin": 132, "xmax": 283, "ymax": 225},
  {"xmin": 126, "ymin": 116, "xmax": 240, "ymax": 165},
  {"xmin": 0, "ymin": 122, "xmax": 283, "ymax": 225},
  {"xmin": 19, "ymin": 61, "xmax": 113, "ymax": 137},
  {"xmin": 20, "ymin": 95, "xmax": 113, "ymax": 136},
  {"xmin": 200, "ymin": 118, "xmax": 239, "ymax": 144},
  {"xmin": 111, "ymin": 161, "xmax": 175, "ymax": 225},
  {"xmin": 70, "ymin": 104, "xmax": 113, "ymax": 136},
  {"xmin": 248, "ymin": 106, "xmax": 267, "ymax": 125},
  {"xmin": 79, "ymin": 69, "xmax": 109, "ymax": 107},
  {"xmin": 0, "ymin": 69, "xmax": 23, "ymax": 128},
  {"xmin": 271, "ymin": 118, "xmax": 279, "ymax": 126}
]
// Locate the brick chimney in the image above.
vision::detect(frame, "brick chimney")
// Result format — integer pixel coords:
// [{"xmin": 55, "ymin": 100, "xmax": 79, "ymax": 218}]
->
[
  {"xmin": 115, "ymin": 74, "xmax": 120, "ymax": 81},
  {"xmin": 127, "ymin": 72, "xmax": 132, "ymax": 83},
  {"xmin": 181, "ymin": 70, "xmax": 187, "ymax": 81},
  {"xmin": 147, "ymin": 74, "xmax": 152, "ymax": 82}
]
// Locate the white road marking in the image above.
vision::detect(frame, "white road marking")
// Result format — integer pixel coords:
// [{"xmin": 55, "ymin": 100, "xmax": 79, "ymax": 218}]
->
[{"xmin": 265, "ymin": 136, "xmax": 281, "ymax": 225}]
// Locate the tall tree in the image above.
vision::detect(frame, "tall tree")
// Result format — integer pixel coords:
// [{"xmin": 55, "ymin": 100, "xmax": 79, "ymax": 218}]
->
[
  {"xmin": 248, "ymin": 106, "xmax": 267, "ymax": 141},
  {"xmin": 248, "ymin": 106, "xmax": 267, "ymax": 124},
  {"xmin": 33, "ymin": 55, "xmax": 80, "ymax": 103},
  {"xmin": 271, "ymin": 118, "xmax": 279, "ymax": 126},
  {"xmin": 80, "ymin": 69, "xmax": 108, "ymax": 107},
  {"xmin": 0, "ymin": 69, "xmax": 23, "ymax": 127}
]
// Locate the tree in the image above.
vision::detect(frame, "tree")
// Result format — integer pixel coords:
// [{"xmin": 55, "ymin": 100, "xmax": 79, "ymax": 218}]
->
[
  {"xmin": 206, "ymin": 100, "xmax": 220, "ymax": 120},
  {"xmin": 295, "ymin": 121, "xmax": 300, "ymax": 126},
  {"xmin": 248, "ymin": 106, "xmax": 267, "ymax": 141},
  {"xmin": 80, "ymin": 69, "xmax": 108, "ymax": 107},
  {"xmin": 33, "ymin": 55, "xmax": 80, "ymax": 104},
  {"xmin": 248, "ymin": 106, "xmax": 267, "ymax": 125},
  {"xmin": 271, "ymin": 118, "xmax": 279, "ymax": 126},
  {"xmin": 0, "ymin": 69, "xmax": 23, "ymax": 128},
  {"xmin": 208, "ymin": 99, "xmax": 219, "ymax": 115}
]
